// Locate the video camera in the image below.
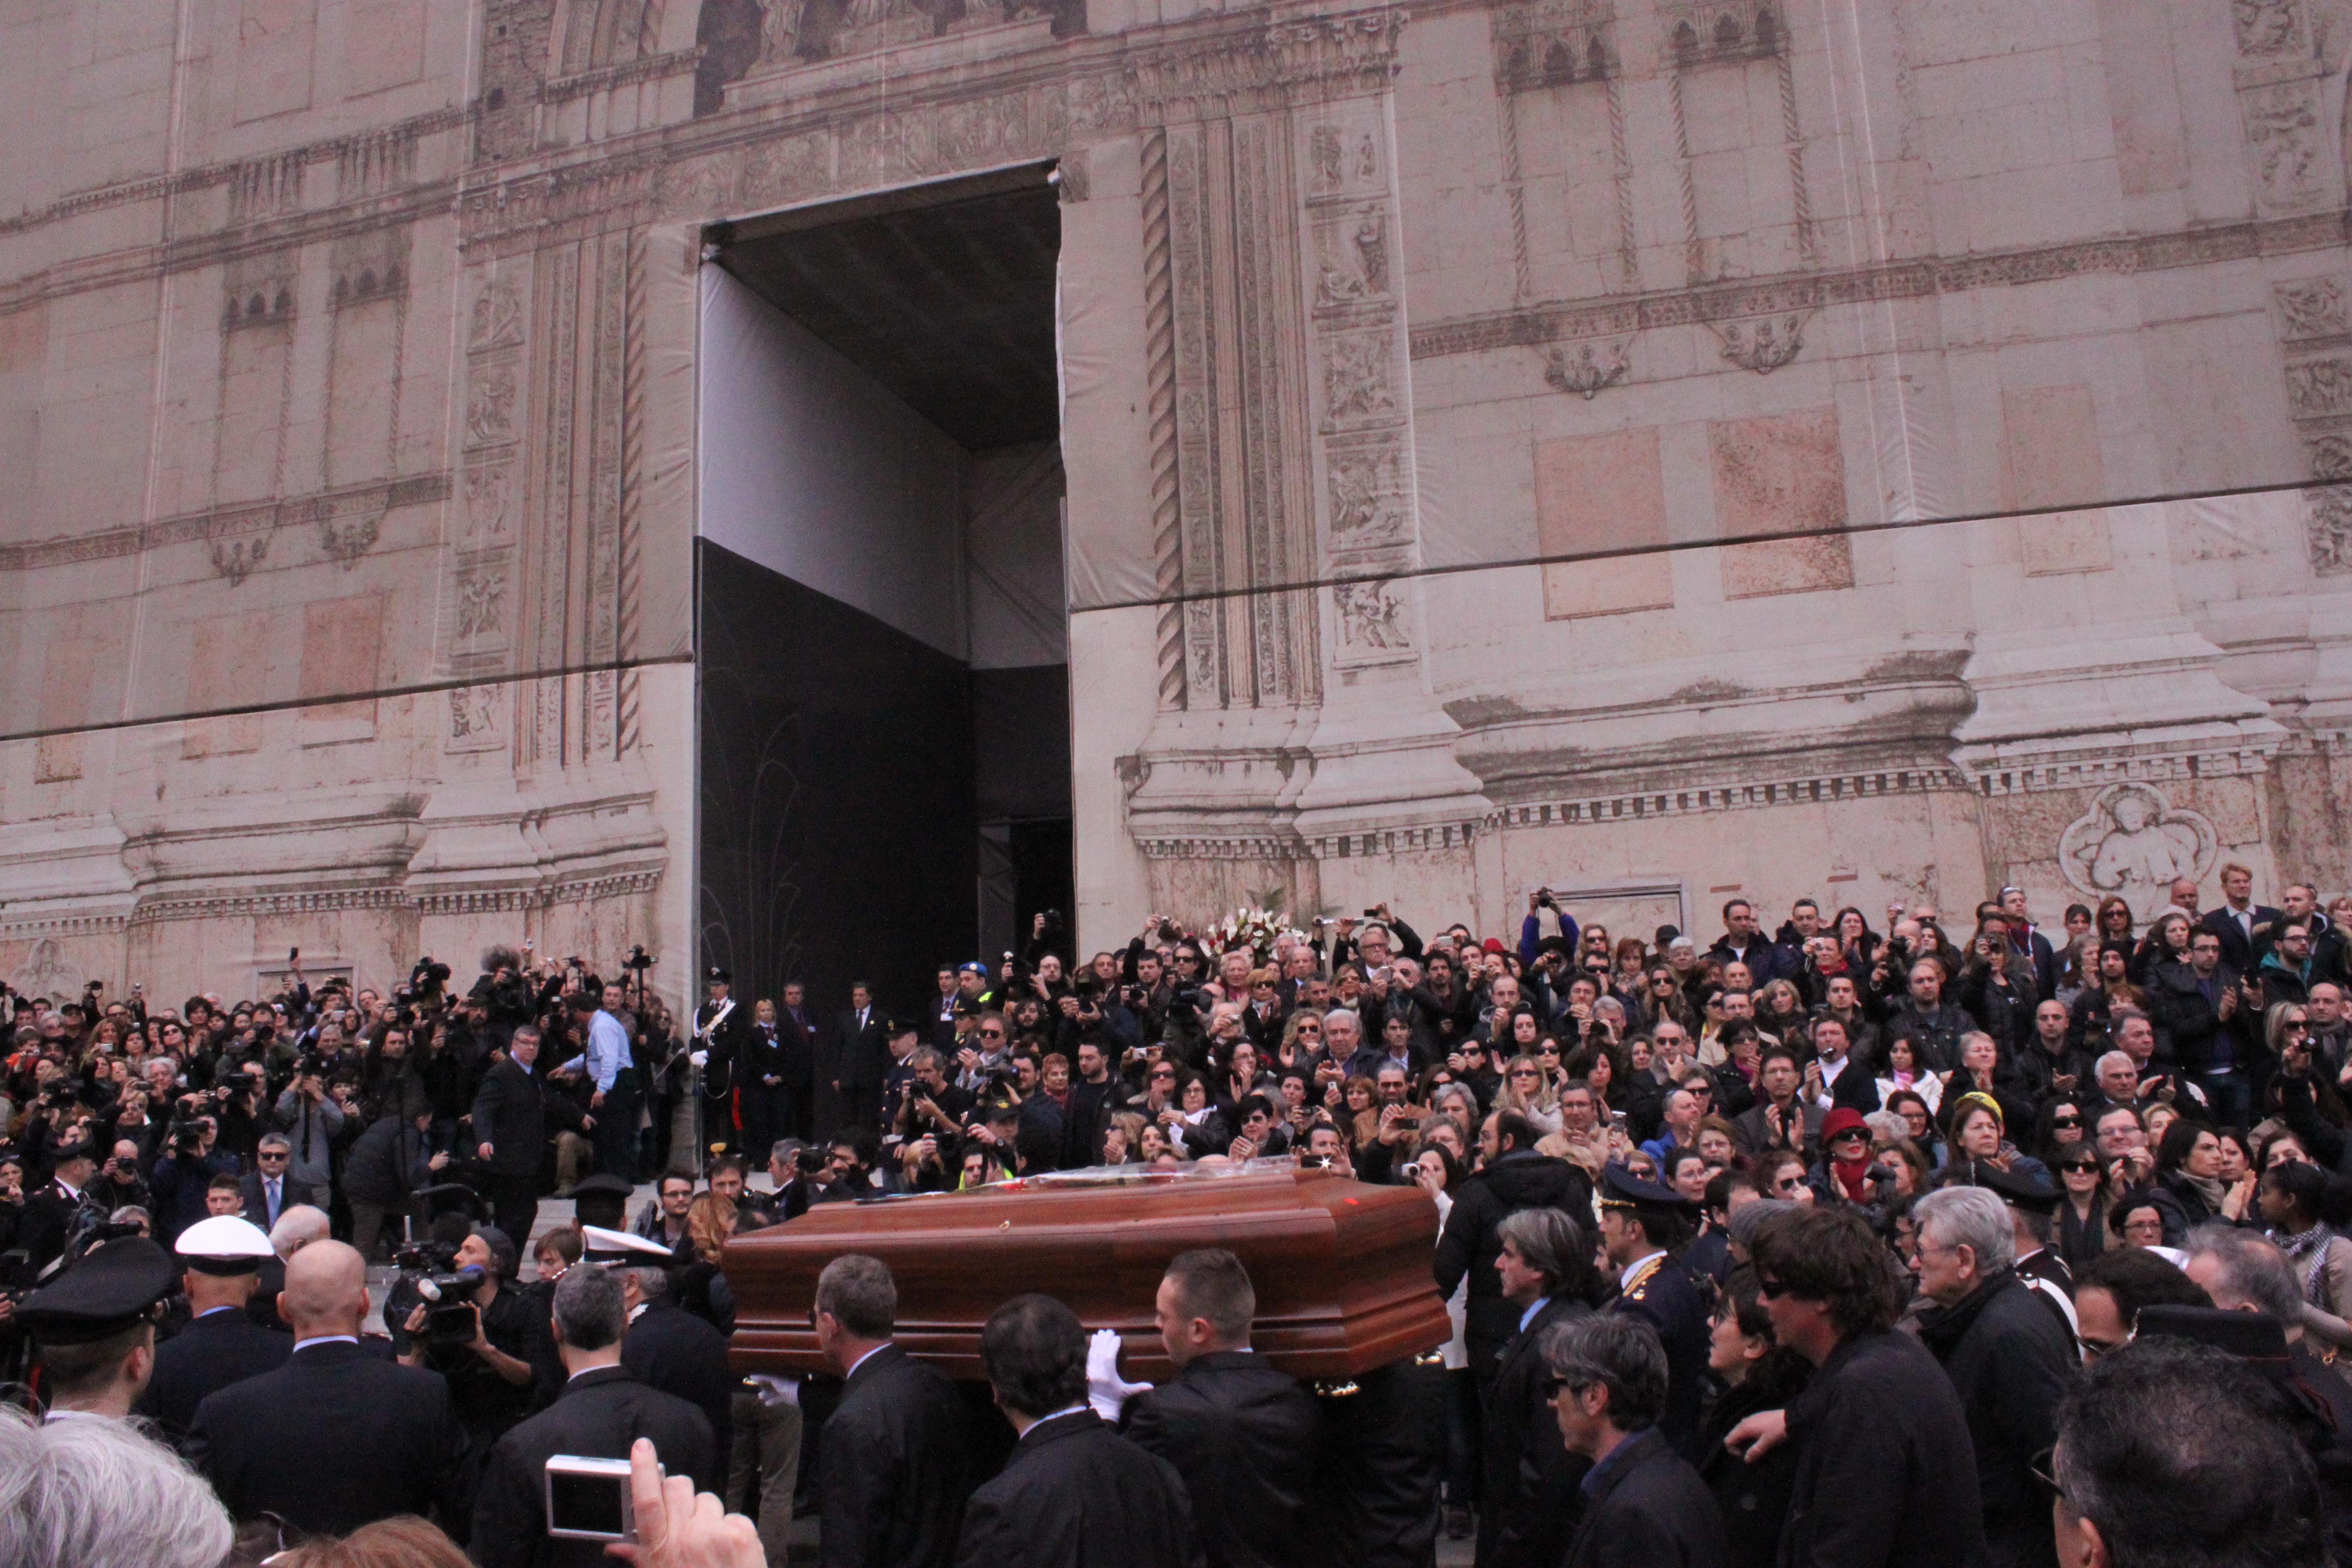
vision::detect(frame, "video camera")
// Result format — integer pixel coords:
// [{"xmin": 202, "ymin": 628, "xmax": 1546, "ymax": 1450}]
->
[
  {"xmin": 622, "ymin": 944, "xmax": 656, "ymax": 972},
  {"xmin": 411, "ymin": 956, "xmax": 454, "ymax": 998},
  {"xmin": 394, "ymin": 1240, "xmax": 488, "ymax": 1347}
]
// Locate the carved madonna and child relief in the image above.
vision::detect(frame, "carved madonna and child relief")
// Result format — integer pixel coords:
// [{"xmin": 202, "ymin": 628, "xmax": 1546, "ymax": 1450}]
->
[{"xmin": 2057, "ymin": 783, "xmax": 2220, "ymax": 923}]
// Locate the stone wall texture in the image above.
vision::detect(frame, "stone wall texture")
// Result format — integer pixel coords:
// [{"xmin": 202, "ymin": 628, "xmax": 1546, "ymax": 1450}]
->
[{"xmin": 6, "ymin": 0, "xmax": 2352, "ymax": 1001}]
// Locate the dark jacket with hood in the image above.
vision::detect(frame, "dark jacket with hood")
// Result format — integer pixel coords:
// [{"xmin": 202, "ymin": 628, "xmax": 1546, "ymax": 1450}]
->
[{"xmin": 1433, "ymin": 1150, "xmax": 1594, "ymax": 1373}]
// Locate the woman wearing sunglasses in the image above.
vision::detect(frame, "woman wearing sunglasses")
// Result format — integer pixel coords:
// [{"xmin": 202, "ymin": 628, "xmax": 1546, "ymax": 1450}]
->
[{"xmin": 2052, "ymin": 1138, "xmax": 2110, "ymax": 1271}]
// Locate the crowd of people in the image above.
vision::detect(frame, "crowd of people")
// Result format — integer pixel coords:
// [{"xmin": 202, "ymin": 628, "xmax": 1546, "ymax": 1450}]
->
[{"xmin": 5, "ymin": 867, "xmax": 2352, "ymax": 1566}]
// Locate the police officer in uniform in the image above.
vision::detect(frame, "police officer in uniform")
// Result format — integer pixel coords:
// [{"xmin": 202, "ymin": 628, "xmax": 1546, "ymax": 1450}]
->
[
  {"xmin": 136, "ymin": 1214, "xmax": 291, "ymax": 1443},
  {"xmin": 1594, "ymin": 1161, "xmax": 1711, "ymax": 1457},
  {"xmin": 15, "ymin": 1235, "xmax": 178, "ymax": 1421},
  {"xmin": 694, "ymin": 967, "xmax": 753, "ymax": 1155}
]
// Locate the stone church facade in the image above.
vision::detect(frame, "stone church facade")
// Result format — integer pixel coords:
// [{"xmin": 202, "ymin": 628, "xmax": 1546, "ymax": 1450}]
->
[{"xmin": 6, "ymin": 0, "xmax": 2352, "ymax": 1001}]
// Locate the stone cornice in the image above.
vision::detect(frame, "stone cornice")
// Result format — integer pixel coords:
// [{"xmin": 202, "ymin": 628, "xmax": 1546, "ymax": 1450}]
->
[
  {"xmin": 1408, "ymin": 210, "xmax": 2352, "ymax": 362},
  {"xmin": 543, "ymin": 49, "xmax": 705, "ymax": 105},
  {"xmin": 0, "ymin": 105, "xmax": 472, "ymax": 245},
  {"xmin": 0, "ymin": 472, "xmax": 449, "ymax": 574}
]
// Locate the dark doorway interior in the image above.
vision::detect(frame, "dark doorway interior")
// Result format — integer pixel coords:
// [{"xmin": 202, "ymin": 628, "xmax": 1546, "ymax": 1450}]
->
[{"xmin": 697, "ymin": 169, "xmax": 1071, "ymax": 1034}]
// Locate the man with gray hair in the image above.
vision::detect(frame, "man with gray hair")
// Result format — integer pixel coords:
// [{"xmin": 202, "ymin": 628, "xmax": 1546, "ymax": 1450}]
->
[
  {"xmin": 815, "ymin": 1254, "xmax": 972, "ymax": 1568},
  {"xmin": 0, "ymin": 1403, "xmax": 233, "ymax": 1568},
  {"xmin": 1911, "ymin": 1185, "xmax": 2074, "ymax": 1568},
  {"xmin": 1482, "ymin": 1207, "xmax": 1595, "ymax": 1568},
  {"xmin": 471, "ymin": 1262, "xmax": 716, "ymax": 1566},
  {"xmin": 2181, "ymin": 1224, "xmax": 2352, "ymax": 1433},
  {"xmin": 1544, "ymin": 1315, "xmax": 1728, "ymax": 1568}
]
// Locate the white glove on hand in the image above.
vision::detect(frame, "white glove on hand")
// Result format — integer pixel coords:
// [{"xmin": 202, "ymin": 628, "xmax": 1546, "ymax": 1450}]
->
[
  {"xmin": 690, "ymin": 1050, "xmax": 708, "ymax": 1069},
  {"xmin": 1085, "ymin": 1328, "xmax": 1153, "ymax": 1420},
  {"xmin": 746, "ymin": 1374, "xmax": 800, "ymax": 1409}
]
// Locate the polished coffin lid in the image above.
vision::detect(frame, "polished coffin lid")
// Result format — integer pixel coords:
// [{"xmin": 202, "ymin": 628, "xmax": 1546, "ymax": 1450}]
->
[{"xmin": 724, "ymin": 1163, "xmax": 1450, "ymax": 1381}]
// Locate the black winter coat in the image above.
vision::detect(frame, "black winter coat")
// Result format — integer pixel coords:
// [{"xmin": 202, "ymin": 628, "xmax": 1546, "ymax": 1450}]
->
[
  {"xmin": 1778, "ymin": 1329, "xmax": 1990, "ymax": 1568},
  {"xmin": 954, "ymin": 1409, "xmax": 1203, "ymax": 1568},
  {"xmin": 1915, "ymin": 1272, "xmax": 2075, "ymax": 1568},
  {"xmin": 1123, "ymin": 1350, "xmax": 1319, "ymax": 1568},
  {"xmin": 1697, "ymin": 1354, "xmax": 1812, "ymax": 1568},
  {"xmin": 1477, "ymin": 1295, "xmax": 1589, "ymax": 1568},
  {"xmin": 1564, "ymin": 1426, "xmax": 1731, "ymax": 1568},
  {"xmin": 1433, "ymin": 1151, "xmax": 1593, "ymax": 1371}
]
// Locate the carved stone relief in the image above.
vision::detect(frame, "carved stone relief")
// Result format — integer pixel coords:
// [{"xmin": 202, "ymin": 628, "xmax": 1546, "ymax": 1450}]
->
[
  {"xmin": 1710, "ymin": 310, "xmax": 1810, "ymax": 375},
  {"xmin": 446, "ymin": 683, "xmax": 507, "ymax": 753},
  {"xmin": 1543, "ymin": 338, "xmax": 1630, "ymax": 399},
  {"xmin": 2057, "ymin": 783, "xmax": 2219, "ymax": 921},
  {"xmin": 2242, "ymin": 81, "xmax": 2328, "ymax": 211}
]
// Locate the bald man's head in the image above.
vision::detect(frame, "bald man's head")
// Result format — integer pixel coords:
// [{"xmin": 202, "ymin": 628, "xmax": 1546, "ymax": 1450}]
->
[
  {"xmin": 269, "ymin": 1204, "xmax": 331, "ymax": 1260},
  {"xmin": 279, "ymin": 1240, "xmax": 368, "ymax": 1338}
]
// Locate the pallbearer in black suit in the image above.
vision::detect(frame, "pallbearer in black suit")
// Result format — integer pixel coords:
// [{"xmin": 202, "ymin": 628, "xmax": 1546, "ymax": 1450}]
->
[
  {"xmin": 15, "ymin": 1233, "xmax": 177, "ymax": 1421},
  {"xmin": 580, "ymin": 1225, "xmax": 735, "ymax": 1473},
  {"xmin": 1596, "ymin": 1161, "xmax": 1712, "ymax": 1457},
  {"xmin": 957, "ymin": 1293, "xmax": 1203, "ymax": 1568},
  {"xmin": 135, "ymin": 1214, "xmax": 292, "ymax": 1443},
  {"xmin": 814, "ymin": 1253, "xmax": 974, "ymax": 1568},
  {"xmin": 1101, "ymin": 1248, "xmax": 1318, "ymax": 1568},
  {"xmin": 1548, "ymin": 1314, "xmax": 1730, "ymax": 1568},
  {"xmin": 471, "ymin": 1261, "xmax": 717, "ymax": 1568},
  {"xmin": 188, "ymin": 1239, "xmax": 464, "ymax": 1535}
]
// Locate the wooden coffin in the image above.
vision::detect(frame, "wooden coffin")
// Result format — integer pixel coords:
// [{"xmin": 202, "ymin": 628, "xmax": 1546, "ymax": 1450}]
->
[{"xmin": 724, "ymin": 1164, "xmax": 1450, "ymax": 1382}]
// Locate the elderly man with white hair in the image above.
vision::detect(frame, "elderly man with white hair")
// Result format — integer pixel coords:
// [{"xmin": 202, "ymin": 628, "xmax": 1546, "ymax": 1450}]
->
[
  {"xmin": 1910, "ymin": 1185, "xmax": 2076, "ymax": 1568},
  {"xmin": 0, "ymin": 1404, "xmax": 232, "ymax": 1568}
]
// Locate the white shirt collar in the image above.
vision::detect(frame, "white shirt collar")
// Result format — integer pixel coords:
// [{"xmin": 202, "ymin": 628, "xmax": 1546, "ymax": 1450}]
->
[
  {"xmin": 1618, "ymin": 1250, "xmax": 1666, "ymax": 1291},
  {"xmin": 845, "ymin": 1343, "xmax": 887, "ymax": 1380},
  {"xmin": 292, "ymin": 1334, "xmax": 358, "ymax": 1354},
  {"xmin": 1026, "ymin": 1404, "xmax": 1089, "ymax": 1433},
  {"xmin": 627, "ymin": 1303, "xmax": 649, "ymax": 1324}
]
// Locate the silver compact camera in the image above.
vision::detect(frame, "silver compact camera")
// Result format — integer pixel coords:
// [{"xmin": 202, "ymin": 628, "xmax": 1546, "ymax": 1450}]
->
[{"xmin": 545, "ymin": 1454, "xmax": 642, "ymax": 1542}]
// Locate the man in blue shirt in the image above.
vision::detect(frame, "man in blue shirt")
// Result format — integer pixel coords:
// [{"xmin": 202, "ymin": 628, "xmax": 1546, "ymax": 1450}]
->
[
  {"xmin": 560, "ymin": 988, "xmax": 639, "ymax": 1183},
  {"xmin": 1549, "ymin": 1314, "xmax": 1728, "ymax": 1568}
]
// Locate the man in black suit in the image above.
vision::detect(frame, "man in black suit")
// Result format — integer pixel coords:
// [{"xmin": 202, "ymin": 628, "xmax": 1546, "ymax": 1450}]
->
[
  {"xmin": 814, "ymin": 1253, "xmax": 972, "ymax": 1568},
  {"xmin": 1548, "ymin": 1314, "xmax": 1729, "ymax": 1568},
  {"xmin": 777, "ymin": 980, "xmax": 820, "ymax": 1140},
  {"xmin": 1109, "ymin": 1249, "xmax": 1316, "ymax": 1568},
  {"xmin": 589, "ymin": 1227, "xmax": 735, "ymax": 1463},
  {"xmin": 833, "ymin": 983, "xmax": 889, "ymax": 1138},
  {"xmin": 1480, "ymin": 1208, "xmax": 1595, "ymax": 1568},
  {"xmin": 473, "ymin": 1025, "xmax": 589, "ymax": 1246},
  {"xmin": 2202, "ymin": 862, "xmax": 2282, "ymax": 974},
  {"xmin": 189, "ymin": 1239, "xmax": 463, "ymax": 1535},
  {"xmin": 238, "ymin": 1135, "xmax": 320, "ymax": 1232},
  {"xmin": 136, "ymin": 1215, "xmax": 292, "ymax": 1443},
  {"xmin": 472, "ymin": 1260, "xmax": 716, "ymax": 1567},
  {"xmin": 956, "ymin": 1293, "xmax": 1201, "ymax": 1568}
]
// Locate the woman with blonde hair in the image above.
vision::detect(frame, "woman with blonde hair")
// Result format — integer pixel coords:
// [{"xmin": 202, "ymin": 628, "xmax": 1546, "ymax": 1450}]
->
[
  {"xmin": 1493, "ymin": 1053, "xmax": 1562, "ymax": 1135},
  {"xmin": 675, "ymin": 1192, "xmax": 737, "ymax": 1333}
]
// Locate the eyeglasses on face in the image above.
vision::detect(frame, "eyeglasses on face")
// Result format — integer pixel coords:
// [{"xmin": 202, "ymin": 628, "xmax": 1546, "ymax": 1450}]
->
[{"xmin": 2060, "ymin": 1160, "xmax": 2100, "ymax": 1173}]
